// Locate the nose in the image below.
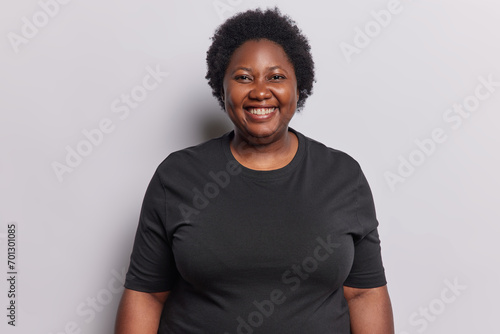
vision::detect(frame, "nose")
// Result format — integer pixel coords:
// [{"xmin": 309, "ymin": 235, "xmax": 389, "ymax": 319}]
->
[{"xmin": 249, "ymin": 80, "xmax": 272, "ymax": 100}]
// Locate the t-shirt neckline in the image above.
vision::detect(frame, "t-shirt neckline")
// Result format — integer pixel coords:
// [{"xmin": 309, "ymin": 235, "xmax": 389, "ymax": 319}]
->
[{"xmin": 221, "ymin": 127, "xmax": 305, "ymax": 180}]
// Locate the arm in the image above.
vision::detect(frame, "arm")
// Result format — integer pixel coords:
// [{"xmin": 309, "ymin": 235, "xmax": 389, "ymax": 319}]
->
[
  {"xmin": 115, "ymin": 288, "xmax": 170, "ymax": 334},
  {"xmin": 344, "ymin": 285, "xmax": 394, "ymax": 334}
]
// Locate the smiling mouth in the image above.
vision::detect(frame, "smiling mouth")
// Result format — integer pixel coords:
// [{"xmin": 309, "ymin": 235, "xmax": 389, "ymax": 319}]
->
[{"xmin": 246, "ymin": 107, "xmax": 277, "ymax": 115}]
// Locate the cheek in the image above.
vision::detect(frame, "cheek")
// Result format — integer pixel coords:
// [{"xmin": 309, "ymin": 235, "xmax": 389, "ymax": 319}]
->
[
  {"xmin": 225, "ymin": 85, "xmax": 244, "ymax": 105},
  {"xmin": 276, "ymin": 86, "xmax": 298, "ymax": 107},
  {"xmin": 225, "ymin": 90, "xmax": 245, "ymax": 118},
  {"xmin": 226, "ymin": 87, "xmax": 238, "ymax": 100},
  {"xmin": 226, "ymin": 92, "xmax": 239, "ymax": 110}
]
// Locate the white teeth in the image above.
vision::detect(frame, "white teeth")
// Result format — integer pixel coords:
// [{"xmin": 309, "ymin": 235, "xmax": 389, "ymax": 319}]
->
[{"xmin": 247, "ymin": 107, "xmax": 276, "ymax": 115}]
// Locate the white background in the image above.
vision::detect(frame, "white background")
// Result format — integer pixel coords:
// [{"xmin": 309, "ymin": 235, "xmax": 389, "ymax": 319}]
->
[{"xmin": 1, "ymin": 0, "xmax": 499, "ymax": 333}]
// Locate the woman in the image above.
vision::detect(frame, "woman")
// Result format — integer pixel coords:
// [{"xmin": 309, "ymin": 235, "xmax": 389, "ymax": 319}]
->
[{"xmin": 116, "ymin": 7, "xmax": 394, "ymax": 334}]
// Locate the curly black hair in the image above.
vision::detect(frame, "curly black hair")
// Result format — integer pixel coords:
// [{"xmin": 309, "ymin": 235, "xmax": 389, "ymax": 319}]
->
[{"xmin": 205, "ymin": 7, "xmax": 315, "ymax": 111}]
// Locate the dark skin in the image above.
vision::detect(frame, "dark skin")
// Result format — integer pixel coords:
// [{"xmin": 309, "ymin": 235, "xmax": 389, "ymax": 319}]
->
[
  {"xmin": 115, "ymin": 38, "xmax": 394, "ymax": 334},
  {"xmin": 115, "ymin": 289, "xmax": 169, "ymax": 334},
  {"xmin": 221, "ymin": 39, "xmax": 299, "ymax": 171}
]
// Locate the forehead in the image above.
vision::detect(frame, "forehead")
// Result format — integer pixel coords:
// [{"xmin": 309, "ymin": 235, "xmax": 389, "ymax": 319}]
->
[{"xmin": 226, "ymin": 39, "xmax": 294, "ymax": 71}]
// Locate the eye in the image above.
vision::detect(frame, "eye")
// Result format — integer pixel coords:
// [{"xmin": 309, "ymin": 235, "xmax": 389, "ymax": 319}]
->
[
  {"xmin": 235, "ymin": 75, "xmax": 251, "ymax": 81},
  {"xmin": 270, "ymin": 74, "xmax": 286, "ymax": 81}
]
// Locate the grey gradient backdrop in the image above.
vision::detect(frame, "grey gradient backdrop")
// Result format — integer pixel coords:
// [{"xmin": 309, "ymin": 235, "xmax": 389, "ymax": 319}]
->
[{"xmin": 1, "ymin": 0, "xmax": 499, "ymax": 333}]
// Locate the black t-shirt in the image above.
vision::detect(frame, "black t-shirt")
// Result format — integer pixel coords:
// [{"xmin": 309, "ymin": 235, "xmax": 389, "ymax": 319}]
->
[{"xmin": 125, "ymin": 128, "xmax": 387, "ymax": 333}]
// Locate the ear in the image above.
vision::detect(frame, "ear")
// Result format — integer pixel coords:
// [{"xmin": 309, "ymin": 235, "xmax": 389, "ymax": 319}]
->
[{"xmin": 296, "ymin": 88, "xmax": 300, "ymax": 102}]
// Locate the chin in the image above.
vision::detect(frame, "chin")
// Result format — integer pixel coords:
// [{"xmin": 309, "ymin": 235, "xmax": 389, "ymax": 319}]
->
[{"xmin": 245, "ymin": 125, "xmax": 286, "ymax": 141}]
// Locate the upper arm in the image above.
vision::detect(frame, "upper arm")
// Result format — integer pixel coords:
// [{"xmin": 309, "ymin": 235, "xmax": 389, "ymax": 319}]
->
[
  {"xmin": 115, "ymin": 288, "xmax": 170, "ymax": 334},
  {"xmin": 125, "ymin": 170, "xmax": 179, "ymax": 292},
  {"xmin": 343, "ymin": 168, "xmax": 386, "ymax": 289},
  {"xmin": 343, "ymin": 284, "xmax": 388, "ymax": 302},
  {"xmin": 343, "ymin": 285, "xmax": 394, "ymax": 334}
]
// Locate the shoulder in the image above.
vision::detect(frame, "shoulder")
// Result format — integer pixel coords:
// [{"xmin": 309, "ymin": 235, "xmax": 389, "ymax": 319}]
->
[
  {"xmin": 154, "ymin": 132, "xmax": 230, "ymax": 176},
  {"xmin": 295, "ymin": 129, "xmax": 362, "ymax": 173}
]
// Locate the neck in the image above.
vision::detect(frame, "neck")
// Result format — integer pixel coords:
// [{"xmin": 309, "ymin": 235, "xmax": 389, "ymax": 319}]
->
[{"xmin": 230, "ymin": 128, "xmax": 298, "ymax": 170}]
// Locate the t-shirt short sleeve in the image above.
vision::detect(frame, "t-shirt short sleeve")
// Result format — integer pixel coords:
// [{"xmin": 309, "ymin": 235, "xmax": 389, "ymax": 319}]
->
[
  {"xmin": 124, "ymin": 170, "xmax": 178, "ymax": 292},
  {"xmin": 343, "ymin": 168, "xmax": 387, "ymax": 289}
]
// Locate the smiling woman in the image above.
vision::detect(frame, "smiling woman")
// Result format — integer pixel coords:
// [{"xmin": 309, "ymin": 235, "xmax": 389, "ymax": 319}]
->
[{"xmin": 115, "ymin": 7, "xmax": 394, "ymax": 334}]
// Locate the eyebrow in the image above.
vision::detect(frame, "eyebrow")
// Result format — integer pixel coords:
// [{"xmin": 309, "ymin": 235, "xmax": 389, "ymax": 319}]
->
[
  {"xmin": 231, "ymin": 66, "xmax": 252, "ymax": 74},
  {"xmin": 230, "ymin": 66, "xmax": 287, "ymax": 75}
]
